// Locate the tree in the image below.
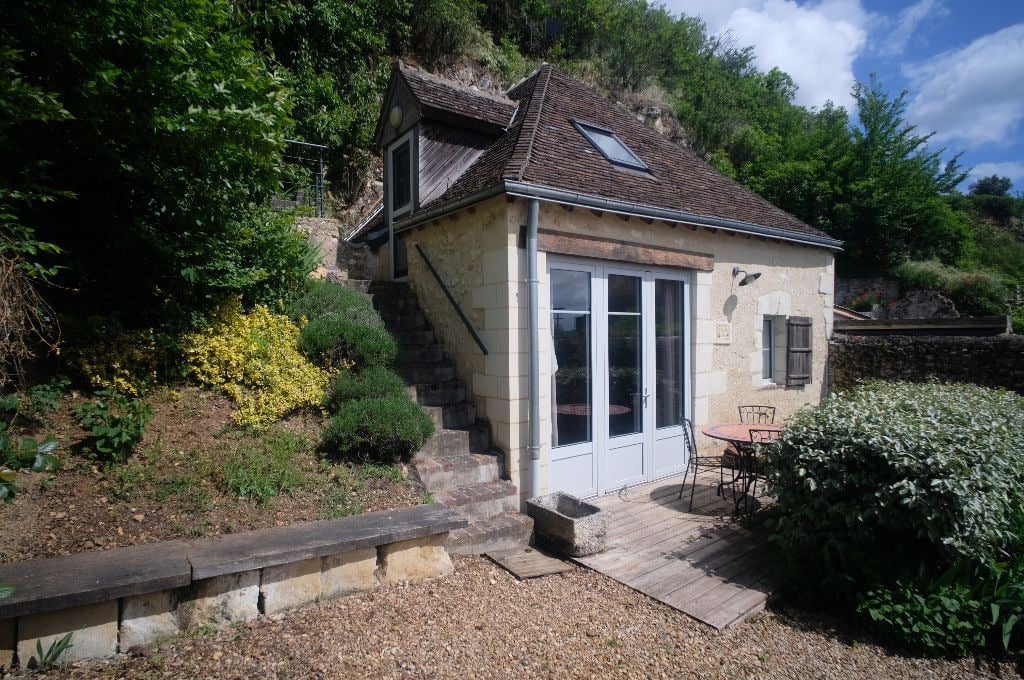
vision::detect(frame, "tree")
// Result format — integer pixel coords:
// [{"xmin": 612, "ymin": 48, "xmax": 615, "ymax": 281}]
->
[
  {"xmin": 969, "ymin": 174, "xmax": 1013, "ymax": 197},
  {"xmin": 2, "ymin": 0, "xmax": 315, "ymax": 331}
]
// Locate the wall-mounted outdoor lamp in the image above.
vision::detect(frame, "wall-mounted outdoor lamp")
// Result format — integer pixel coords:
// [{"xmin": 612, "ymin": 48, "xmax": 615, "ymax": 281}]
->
[
  {"xmin": 732, "ymin": 266, "xmax": 762, "ymax": 286},
  {"xmin": 389, "ymin": 105, "xmax": 403, "ymax": 128}
]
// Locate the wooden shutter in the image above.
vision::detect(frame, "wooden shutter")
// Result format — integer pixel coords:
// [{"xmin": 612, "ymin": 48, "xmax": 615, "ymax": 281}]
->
[{"xmin": 786, "ymin": 316, "xmax": 813, "ymax": 386}]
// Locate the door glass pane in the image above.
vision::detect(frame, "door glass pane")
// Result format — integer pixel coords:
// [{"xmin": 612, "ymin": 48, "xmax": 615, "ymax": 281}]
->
[
  {"xmin": 608, "ymin": 314, "xmax": 642, "ymax": 437},
  {"xmin": 551, "ymin": 269, "xmax": 590, "ymax": 311},
  {"xmin": 551, "ymin": 269, "xmax": 591, "ymax": 447},
  {"xmin": 608, "ymin": 274, "xmax": 640, "ymax": 313},
  {"xmin": 655, "ymin": 279, "xmax": 685, "ymax": 429}
]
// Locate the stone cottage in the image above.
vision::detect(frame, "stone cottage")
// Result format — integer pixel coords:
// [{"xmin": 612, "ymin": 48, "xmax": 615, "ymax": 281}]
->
[{"xmin": 352, "ymin": 62, "xmax": 841, "ymax": 506}]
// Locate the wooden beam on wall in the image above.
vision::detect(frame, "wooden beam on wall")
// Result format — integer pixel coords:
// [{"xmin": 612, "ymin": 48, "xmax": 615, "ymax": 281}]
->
[{"xmin": 534, "ymin": 228, "xmax": 714, "ymax": 271}]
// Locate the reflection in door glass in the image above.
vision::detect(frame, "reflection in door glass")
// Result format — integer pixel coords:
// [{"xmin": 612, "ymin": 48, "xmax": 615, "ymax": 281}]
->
[
  {"xmin": 551, "ymin": 270, "xmax": 592, "ymax": 447},
  {"xmin": 655, "ymin": 279, "xmax": 685, "ymax": 429},
  {"xmin": 608, "ymin": 315, "xmax": 642, "ymax": 437}
]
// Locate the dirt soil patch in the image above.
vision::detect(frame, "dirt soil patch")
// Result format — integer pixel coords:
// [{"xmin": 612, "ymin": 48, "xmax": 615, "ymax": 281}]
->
[
  {"xmin": 26, "ymin": 556, "xmax": 1022, "ymax": 679},
  {"xmin": 0, "ymin": 387, "xmax": 420, "ymax": 563}
]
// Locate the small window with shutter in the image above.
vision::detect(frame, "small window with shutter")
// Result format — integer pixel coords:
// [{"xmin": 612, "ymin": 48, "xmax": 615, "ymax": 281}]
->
[{"xmin": 786, "ymin": 316, "xmax": 813, "ymax": 386}]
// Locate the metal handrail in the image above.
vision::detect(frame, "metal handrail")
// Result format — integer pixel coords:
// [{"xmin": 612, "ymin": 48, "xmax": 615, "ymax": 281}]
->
[{"xmin": 414, "ymin": 244, "xmax": 488, "ymax": 355}]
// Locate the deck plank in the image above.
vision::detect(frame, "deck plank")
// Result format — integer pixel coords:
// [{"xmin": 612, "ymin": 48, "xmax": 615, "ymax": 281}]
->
[{"xmin": 574, "ymin": 471, "xmax": 773, "ymax": 630}]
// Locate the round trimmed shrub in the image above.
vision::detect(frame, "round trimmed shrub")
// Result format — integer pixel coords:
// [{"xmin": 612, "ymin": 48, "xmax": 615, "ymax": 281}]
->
[
  {"xmin": 322, "ymin": 396, "xmax": 434, "ymax": 463},
  {"xmin": 299, "ymin": 314, "xmax": 397, "ymax": 369},
  {"xmin": 324, "ymin": 366, "xmax": 407, "ymax": 411},
  {"xmin": 767, "ymin": 381, "xmax": 1024, "ymax": 609},
  {"xmin": 286, "ymin": 279, "xmax": 382, "ymax": 328}
]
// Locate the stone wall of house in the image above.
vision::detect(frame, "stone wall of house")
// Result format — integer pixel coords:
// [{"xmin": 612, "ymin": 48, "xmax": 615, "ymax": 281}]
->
[
  {"xmin": 829, "ymin": 333, "xmax": 1024, "ymax": 394},
  {"xmin": 402, "ymin": 198, "xmax": 517, "ymax": 442},
  {"xmin": 835, "ymin": 276, "xmax": 899, "ymax": 307},
  {"xmin": 501, "ymin": 200, "xmax": 834, "ymax": 501}
]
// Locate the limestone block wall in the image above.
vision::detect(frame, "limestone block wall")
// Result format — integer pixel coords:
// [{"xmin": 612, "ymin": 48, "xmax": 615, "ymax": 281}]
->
[
  {"xmin": 504, "ymin": 201, "xmax": 834, "ymax": 500},
  {"xmin": 402, "ymin": 198, "xmax": 519, "ymax": 452},
  {"xmin": 0, "ymin": 507, "xmax": 463, "ymax": 670}
]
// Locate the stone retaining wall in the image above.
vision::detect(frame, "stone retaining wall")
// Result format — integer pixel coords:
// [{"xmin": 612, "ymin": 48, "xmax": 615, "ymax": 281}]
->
[
  {"xmin": 295, "ymin": 216, "xmax": 377, "ymax": 281},
  {"xmin": 0, "ymin": 506, "xmax": 464, "ymax": 670},
  {"xmin": 828, "ymin": 333, "xmax": 1024, "ymax": 394}
]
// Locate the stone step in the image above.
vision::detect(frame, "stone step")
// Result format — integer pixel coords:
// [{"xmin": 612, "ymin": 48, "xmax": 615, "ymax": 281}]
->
[
  {"xmin": 433, "ymin": 481, "xmax": 520, "ymax": 523},
  {"xmin": 379, "ymin": 310, "xmax": 429, "ymax": 330},
  {"xmin": 395, "ymin": 329, "xmax": 435, "ymax": 347},
  {"xmin": 422, "ymin": 401, "xmax": 476, "ymax": 429},
  {"xmin": 412, "ymin": 453, "xmax": 501, "ymax": 493},
  {"xmin": 447, "ymin": 512, "xmax": 534, "ymax": 556},
  {"xmin": 399, "ymin": 344, "xmax": 445, "ymax": 365},
  {"xmin": 415, "ymin": 423, "xmax": 490, "ymax": 459},
  {"xmin": 400, "ymin": 362, "xmax": 456, "ymax": 385},
  {"xmin": 372, "ymin": 295, "xmax": 420, "ymax": 313},
  {"xmin": 408, "ymin": 381, "xmax": 466, "ymax": 406}
]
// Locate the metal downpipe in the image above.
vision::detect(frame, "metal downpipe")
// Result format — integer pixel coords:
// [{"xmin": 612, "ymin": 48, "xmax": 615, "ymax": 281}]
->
[{"xmin": 526, "ymin": 197, "xmax": 542, "ymax": 499}]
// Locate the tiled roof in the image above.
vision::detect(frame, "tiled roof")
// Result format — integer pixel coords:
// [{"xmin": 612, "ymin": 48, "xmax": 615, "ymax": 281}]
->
[
  {"xmin": 399, "ymin": 63, "xmax": 516, "ymax": 130},
  {"xmin": 404, "ymin": 64, "xmax": 834, "ymax": 244}
]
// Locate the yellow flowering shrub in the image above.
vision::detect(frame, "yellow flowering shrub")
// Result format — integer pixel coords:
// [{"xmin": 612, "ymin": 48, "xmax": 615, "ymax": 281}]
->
[
  {"xmin": 183, "ymin": 300, "xmax": 328, "ymax": 428},
  {"xmin": 70, "ymin": 326, "xmax": 164, "ymax": 396}
]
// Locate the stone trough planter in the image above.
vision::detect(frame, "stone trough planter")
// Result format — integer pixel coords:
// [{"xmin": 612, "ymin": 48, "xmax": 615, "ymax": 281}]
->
[{"xmin": 526, "ymin": 492, "xmax": 608, "ymax": 557}]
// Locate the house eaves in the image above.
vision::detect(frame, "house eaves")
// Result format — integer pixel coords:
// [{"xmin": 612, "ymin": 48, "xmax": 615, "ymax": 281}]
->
[{"xmin": 393, "ymin": 181, "xmax": 844, "ymax": 252}]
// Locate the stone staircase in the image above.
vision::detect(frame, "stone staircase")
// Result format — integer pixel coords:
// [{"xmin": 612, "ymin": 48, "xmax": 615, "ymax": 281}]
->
[{"xmin": 364, "ymin": 280, "xmax": 533, "ymax": 555}]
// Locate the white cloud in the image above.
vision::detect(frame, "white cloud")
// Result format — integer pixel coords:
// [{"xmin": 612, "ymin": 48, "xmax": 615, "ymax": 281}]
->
[
  {"xmin": 878, "ymin": 0, "xmax": 949, "ymax": 56},
  {"xmin": 968, "ymin": 161, "xmax": 1024, "ymax": 190},
  {"xmin": 663, "ymin": 0, "xmax": 871, "ymax": 110},
  {"xmin": 905, "ymin": 23, "xmax": 1024, "ymax": 149}
]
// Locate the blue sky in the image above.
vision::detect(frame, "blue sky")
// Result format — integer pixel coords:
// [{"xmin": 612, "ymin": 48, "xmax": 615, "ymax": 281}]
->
[{"xmin": 660, "ymin": 0, "xmax": 1024, "ymax": 191}]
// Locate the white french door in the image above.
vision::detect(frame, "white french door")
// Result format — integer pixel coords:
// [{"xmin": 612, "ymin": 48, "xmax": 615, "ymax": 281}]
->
[{"xmin": 549, "ymin": 259, "xmax": 691, "ymax": 498}]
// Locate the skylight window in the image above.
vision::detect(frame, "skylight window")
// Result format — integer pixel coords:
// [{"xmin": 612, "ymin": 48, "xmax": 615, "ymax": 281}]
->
[{"xmin": 572, "ymin": 120, "xmax": 648, "ymax": 171}]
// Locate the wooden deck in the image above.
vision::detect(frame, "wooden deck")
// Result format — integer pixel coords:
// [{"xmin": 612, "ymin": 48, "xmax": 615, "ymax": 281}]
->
[{"xmin": 574, "ymin": 471, "xmax": 775, "ymax": 630}]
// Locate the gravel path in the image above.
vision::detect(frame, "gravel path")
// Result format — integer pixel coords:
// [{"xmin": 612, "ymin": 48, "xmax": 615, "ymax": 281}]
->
[{"xmin": 35, "ymin": 557, "xmax": 1022, "ymax": 679}]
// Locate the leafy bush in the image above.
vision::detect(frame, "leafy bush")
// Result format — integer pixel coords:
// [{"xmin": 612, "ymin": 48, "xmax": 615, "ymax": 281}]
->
[
  {"xmin": 286, "ymin": 279, "xmax": 383, "ymax": 327},
  {"xmin": 324, "ymin": 366, "xmax": 407, "ymax": 411},
  {"xmin": 74, "ymin": 390, "xmax": 153, "ymax": 465},
  {"xmin": 183, "ymin": 300, "xmax": 329, "ymax": 428},
  {"xmin": 0, "ymin": 423, "xmax": 60, "ymax": 501},
  {"xmin": 322, "ymin": 396, "xmax": 434, "ymax": 463},
  {"xmin": 64, "ymin": 323, "xmax": 173, "ymax": 397},
  {"xmin": 767, "ymin": 381, "xmax": 1024, "ymax": 654},
  {"xmin": 299, "ymin": 314, "xmax": 398, "ymax": 369},
  {"xmin": 27, "ymin": 378, "xmax": 70, "ymax": 416},
  {"xmin": 221, "ymin": 428, "xmax": 308, "ymax": 503},
  {"xmin": 767, "ymin": 381, "xmax": 1024, "ymax": 595},
  {"xmin": 409, "ymin": 0, "xmax": 480, "ymax": 63},
  {"xmin": 893, "ymin": 260, "xmax": 1008, "ymax": 316},
  {"xmin": 859, "ymin": 557, "xmax": 1024, "ymax": 656}
]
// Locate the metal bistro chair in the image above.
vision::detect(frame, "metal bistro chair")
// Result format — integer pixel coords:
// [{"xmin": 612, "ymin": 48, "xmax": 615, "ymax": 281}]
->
[
  {"xmin": 677, "ymin": 418, "xmax": 731, "ymax": 511},
  {"xmin": 736, "ymin": 427, "xmax": 783, "ymax": 515},
  {"xmin": 738, "ymin": 405, "xmax": 776, "ymax": 425},
  {"xmin": 725, "ymin": 404, "xmax": 778, "ymax": 465}
]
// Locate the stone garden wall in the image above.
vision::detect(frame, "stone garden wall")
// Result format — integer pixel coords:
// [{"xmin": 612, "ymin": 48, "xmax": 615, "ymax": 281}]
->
[
  {"xmin": 0, "ymin": 505, "xmax": 463, "ymax": 669},
  {"xmin": 295, "ymin": 216, "xmax": 377, "ymax": 281},
  {"xmin": 828, "ymin": 333, "xmax": 1024, "ymax": 394}
]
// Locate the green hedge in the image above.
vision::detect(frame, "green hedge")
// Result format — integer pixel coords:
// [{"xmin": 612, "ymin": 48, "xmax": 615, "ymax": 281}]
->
[
  {"xmin": 893, "ymin": 260, "xmax": 1008, "ymax": 316},
  {"xmin": 322, "ymin": 396, "xmax": 434, "ymax": 464},
  {"xmin": 324, "ymin": 366, "xmax": 406, "ymax": 411},
  {"xmin": 299, "ymin": 314, "xmax": 397, "ymax": 369},
  {"xmin": 286, "ymin": 279, "xmax": 382, "ymax": 328},
  {"xmin": 766, "ymin": 380, "xmax": 1024, "ymax": 654}
]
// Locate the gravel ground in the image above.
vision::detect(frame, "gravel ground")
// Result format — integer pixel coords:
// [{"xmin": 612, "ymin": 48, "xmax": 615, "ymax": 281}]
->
[{"xmin": 27, "ymin": 556, "xmax": 1021, "ymax": 679}]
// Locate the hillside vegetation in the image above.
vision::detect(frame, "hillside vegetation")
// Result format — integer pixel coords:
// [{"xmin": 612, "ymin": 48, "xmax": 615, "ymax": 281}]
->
[{"xmin": 2, "ymin": 0, "xmax": 1023, "ymax": 386}]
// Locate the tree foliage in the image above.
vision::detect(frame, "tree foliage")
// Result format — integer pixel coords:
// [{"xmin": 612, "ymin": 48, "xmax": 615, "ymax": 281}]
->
[
  {"xmin": 2, "ymin": 0, "xmax": 316, "ymax": 334},
  {"xmin": 970, "ymin": 174, "xmax": 1013, "ymax": 197}
]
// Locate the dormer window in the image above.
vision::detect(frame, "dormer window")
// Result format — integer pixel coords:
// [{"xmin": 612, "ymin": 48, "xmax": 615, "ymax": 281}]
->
[
  {"xmin": 390, "ymin": 134, "xmax": 413, "ymax": 216},
  {"xmin": 573, "ymin": 120, "xmax": 648, "ymax": 171}
]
